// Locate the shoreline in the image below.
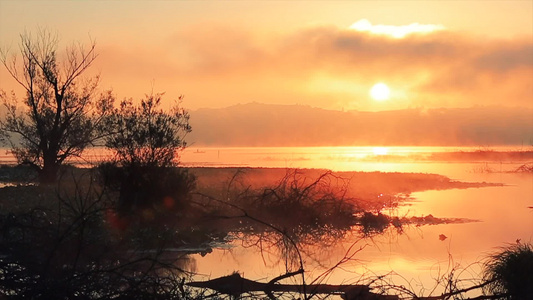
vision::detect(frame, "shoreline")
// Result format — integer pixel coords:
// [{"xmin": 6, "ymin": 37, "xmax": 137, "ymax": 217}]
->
[{"xmin": 1, "ymin": 165, "xmax": 505, "ymax": 210}]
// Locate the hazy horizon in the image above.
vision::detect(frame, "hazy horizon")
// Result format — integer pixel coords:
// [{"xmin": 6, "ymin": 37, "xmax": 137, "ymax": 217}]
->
[
  {"xmin": 1, "ymin": 1, "xmax": 532, "ymax": 148},
  {"xmin": 186, "ymin": 103, "xmax": 532, "ymax": 147}
]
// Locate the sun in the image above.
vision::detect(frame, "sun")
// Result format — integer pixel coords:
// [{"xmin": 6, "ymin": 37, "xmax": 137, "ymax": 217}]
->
[
  {"xmin": 372, "ymin": 147, "xmax": 388, "ymax": 155},
  {"xmin": 370, "ymin": 83, "xmax": 390, "ymax": 101}
]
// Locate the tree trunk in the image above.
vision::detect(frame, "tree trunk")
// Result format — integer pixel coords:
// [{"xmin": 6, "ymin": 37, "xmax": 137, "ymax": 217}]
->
[{"xmin": 39, "ymin": 156, "xmax": 59, "ymax": 184}]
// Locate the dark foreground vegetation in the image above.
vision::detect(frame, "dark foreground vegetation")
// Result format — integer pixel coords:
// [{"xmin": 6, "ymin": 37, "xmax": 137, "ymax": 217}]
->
[{"xmin": 0, "ymin": 165, "xmax": 531, "ymax": 299}]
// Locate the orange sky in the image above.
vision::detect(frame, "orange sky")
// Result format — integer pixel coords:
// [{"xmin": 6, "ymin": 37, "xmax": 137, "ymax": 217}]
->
[{"xmin": 0, "ymin": 1, "xmax": 532, "ymax": 112}]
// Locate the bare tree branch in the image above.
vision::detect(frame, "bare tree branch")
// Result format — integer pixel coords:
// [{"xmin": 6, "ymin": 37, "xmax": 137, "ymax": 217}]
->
[{"xmin": 0, "ymin": 30, "xmax": 114, "ymax": 183}]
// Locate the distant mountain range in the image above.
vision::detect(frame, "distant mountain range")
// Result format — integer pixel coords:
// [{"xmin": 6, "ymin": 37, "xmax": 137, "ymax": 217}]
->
[
  {"xmin": 0, "ymin": 102, "xmax": 530, "ymax": 147},
  {"xmin": 187, "ymin": 103, "xmax": 533, "ymax": 146}
]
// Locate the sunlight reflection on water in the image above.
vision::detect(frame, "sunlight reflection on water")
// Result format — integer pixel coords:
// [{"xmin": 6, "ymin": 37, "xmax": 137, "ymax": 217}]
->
[
  {"xmin": 176, "ymin": 146, "xmax": 532, "ymax": 295},
  {"xmin": 1, "ymin": 146, "xmax": 531, "ymax": 295},
  {"xmin": 193, "ymin": 170, "xmax": 531, "ymax": 295}
]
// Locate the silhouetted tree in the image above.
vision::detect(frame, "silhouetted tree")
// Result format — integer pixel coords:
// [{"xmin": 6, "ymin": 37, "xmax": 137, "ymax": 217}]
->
[
  {"xmin": 104, "ymin": 92, "xmax": 190, "ymax": 169},
  {"xmin": 102, "ymin": 92, "xmax": 193, "ymax": 213},
  {"xmin": 0, "ymin": 30, "xmax": 114, "ymax": 183}
]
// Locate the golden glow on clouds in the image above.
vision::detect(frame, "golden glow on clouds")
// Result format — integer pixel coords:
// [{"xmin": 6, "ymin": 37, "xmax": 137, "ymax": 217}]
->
[
  {"xmin": 349, "ymin": 19, "xmax": 445, "ymax": 38},
  {"xmin": 0, "ymin": 2, "xmax": 531, "ymax": 112}
]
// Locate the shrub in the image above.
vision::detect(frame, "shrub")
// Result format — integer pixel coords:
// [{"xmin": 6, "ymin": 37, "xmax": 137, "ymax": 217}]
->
[
  {"xmin": 99, "ymin": 163, "xmax": 195, "ymax": 217},
  {"xmin": 101, "ymin": 92, "xmax": 195, "ymax": 218},
  {"xmin": 483, "ymin": 242, "xmax": 533, "ymax": 299}
]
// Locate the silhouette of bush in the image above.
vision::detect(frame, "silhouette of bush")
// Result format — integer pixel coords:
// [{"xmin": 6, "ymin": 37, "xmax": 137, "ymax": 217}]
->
[
  {"xmin": 104, "ymin": 92, "xmax": 190, "ymax": 169},
  {"xmin": 99, "ymin": 163, "xmax": 195, "ymax": 218},
  {"xmin": 234, "ymin": 171, "xmax": 356, "ymax": 237},
  {"xmin": 0, "ymin": 177, "xmax": 194, "ymax": 299},
  {"xmin": 101, "ymin": 92, "xmax": 195, "ymax": 218},
  {"xmin": 482, "ymin": 242, "xmax": 533, "ymax": 299},
  {"xmin": 357, "ymin": 212, "xmax": 390, "ymax": 236},
  {"xmin": 0, "ymin": 164, "xmax": 37, "ymax": 183}
]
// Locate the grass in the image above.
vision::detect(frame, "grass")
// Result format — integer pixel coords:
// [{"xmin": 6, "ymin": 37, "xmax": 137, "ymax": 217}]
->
[{"xmin": 483, "ymin": 242, "xmax": 533, "ymax": 299}]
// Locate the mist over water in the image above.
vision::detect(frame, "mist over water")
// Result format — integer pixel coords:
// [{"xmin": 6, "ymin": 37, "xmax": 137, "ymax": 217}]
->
[
  {"xmin": 178, "ymin": 146, "xmax": 531, "ymax": 175},
  {"xmin": 1, "ymin": 146, "xmax": 531, "ymax": 293},
  {"xmin": 175, "ymin": 146, "xmax": 532, "ymax": 293},
  {"xmin": 2, "ymin": 145, "xmax": 531, "ymax": 171}
]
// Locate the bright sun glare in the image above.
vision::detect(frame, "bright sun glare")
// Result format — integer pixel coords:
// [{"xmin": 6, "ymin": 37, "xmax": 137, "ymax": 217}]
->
[
  {"xmin": 349, "ymin": 19, "xmax": 445, "ymax": 39},
  {"xmin": 370, "ymin": 83, "xmax": 390, "ymax": 101},
  {"xmin": 372, "ymin": 147, "xmax": 388, "ymax": 156}
]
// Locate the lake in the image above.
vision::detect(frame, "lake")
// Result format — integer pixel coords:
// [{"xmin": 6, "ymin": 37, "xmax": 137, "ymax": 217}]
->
[
  {"xmin": 1, "ymin": 146, "xmax": 532, "ymax": 296},
  {"xmin": 179, "ymin": 146, "xmax": 532, "ymax": 296}
]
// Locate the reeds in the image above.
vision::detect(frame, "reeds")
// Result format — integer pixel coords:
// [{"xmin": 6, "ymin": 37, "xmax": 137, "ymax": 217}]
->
[{"xmin": 482, "ymin": 242, "xmax": 533, "ymax": 299}]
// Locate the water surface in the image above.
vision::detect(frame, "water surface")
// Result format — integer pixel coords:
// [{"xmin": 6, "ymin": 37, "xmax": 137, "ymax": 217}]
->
[
  {"xmin": 1, "ymin": 146, "xmax": 531, "ymax": 295},
  {"xmin": 180, "ymin": 147, "xmax": 532, "ymax": 295}
]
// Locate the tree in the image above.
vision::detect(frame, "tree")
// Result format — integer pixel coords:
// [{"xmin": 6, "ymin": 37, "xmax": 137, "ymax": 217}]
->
[
  {"xmin": 104, "ymin": 92, "xmax": 191, "ymax": 169},
  {"xmin": 102, "ymin": 92, "xmax": 194, "ymax": 213},
  {"xmin": 0, "ymin": 30, "xmax": 113, "ymax": 184}
]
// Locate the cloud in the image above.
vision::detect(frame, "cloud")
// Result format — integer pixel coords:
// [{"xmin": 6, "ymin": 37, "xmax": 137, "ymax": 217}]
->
[
  {"xmin": 476, "ymin": 44, "xmax": 533, "ymax": 73},
  {"xmin": 93, "ymin": 21, "xmax": 533, "ymax": 110},
  {"xmin": 349, "ymin": 19, "xmax": 446, "ymax": 38}
]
